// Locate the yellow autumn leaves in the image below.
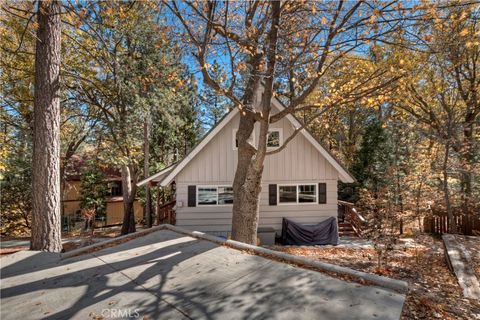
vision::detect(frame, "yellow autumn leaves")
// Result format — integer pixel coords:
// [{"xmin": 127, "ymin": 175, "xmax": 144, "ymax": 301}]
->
[{"xmin": 306, "ymin": 54, "xmax": 399, "ymax": 112}]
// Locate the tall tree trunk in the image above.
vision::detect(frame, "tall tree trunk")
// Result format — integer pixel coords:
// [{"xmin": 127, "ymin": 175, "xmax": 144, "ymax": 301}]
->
[
  {"xmin": 231, "ymin": 113, "xmax": 263, "ymax": 244},
  {"xmin": 31, "ymin": 0, "xmax": 62, "ymax": 252},
  {"xmin": 231, "ymin": 1, "xmax": 280, "ymax": 244},
  {"xmin": 144, "ymin": 117, "xmax": 152, "ymax": 228},
  {"xmin": 442, "ymin": 142, "xmax": 456, "ymax": 233},
  {"xmin": 121, "ymin": 164, "xmax": 137, "ymax": 235}
]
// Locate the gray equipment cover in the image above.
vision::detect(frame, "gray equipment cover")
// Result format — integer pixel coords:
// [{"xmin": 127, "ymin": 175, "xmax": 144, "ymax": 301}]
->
[{"xmin": 281, "ymin": 217, "xmax": 339, "ymax": 245}]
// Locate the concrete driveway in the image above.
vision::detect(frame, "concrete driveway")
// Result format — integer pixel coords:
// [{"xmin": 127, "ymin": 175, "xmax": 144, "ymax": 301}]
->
[{"xmin": 0, "ymin": 229, "xmax": 405, "ymax": 320}]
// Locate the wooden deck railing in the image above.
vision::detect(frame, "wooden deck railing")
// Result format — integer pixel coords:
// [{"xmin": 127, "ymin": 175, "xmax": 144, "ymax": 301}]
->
[
  {"xmin": 157, "ymin": 200, "xmax": 176, "ymax": 225},
  {"xmin": 338, "ymin": 200, "xmax": 366, "ymax": 237}
]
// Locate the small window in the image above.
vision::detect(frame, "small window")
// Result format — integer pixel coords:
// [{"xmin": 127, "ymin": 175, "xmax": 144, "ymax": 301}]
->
[
  {"xmin": 198, "ymin": 187, "xmax": 218, "ymax": 205},
  {"xmin": 197, "ymin": 186, "xmax": 233, "ymax": 205},
  {"xmin": 267, "ymin": 129, "xmax": 282, "ymax": 148},
  {"xmin": 278, "ymin": 184, "xmax": 317, "ymax": 204},
  {"xmin": 108, "ymin": 181, "xmax": 122, "ymax": 197},
  {"xmin": 233, "ymin": 129, "xmax": 255, "ymax": 150}
]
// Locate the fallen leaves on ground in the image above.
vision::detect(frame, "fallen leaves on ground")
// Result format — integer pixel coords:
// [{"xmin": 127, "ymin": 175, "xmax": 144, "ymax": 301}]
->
[{"xmin": 271, "ymin": 235, "xmax": 480, "ymax": 320}]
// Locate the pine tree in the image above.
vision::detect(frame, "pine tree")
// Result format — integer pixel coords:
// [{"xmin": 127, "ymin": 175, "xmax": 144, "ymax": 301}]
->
[
  {"xmin": 351, "ymin": 120, "xmax": 391, "ymax": 198},
  {"xmin": 31, "ymin": 0, "xmax": 62, "ymax": 252}
]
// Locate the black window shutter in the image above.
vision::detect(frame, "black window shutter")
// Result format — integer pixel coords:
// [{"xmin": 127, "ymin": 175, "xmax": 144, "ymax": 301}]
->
[
  {"xmin": 188, "ymin": 185, "xmax": 196, "ymax": 207},
  {"xmin": 269, "ymin": 184, "xmax": 277, "ymax": 205},
  {"xmin": 318, "ymin": 183, "xmax": 327, "ymax": 204}
]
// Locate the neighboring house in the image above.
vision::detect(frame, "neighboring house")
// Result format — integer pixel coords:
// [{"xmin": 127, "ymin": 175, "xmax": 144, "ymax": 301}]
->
[
  {"xmin": 138, "ymin": 87, "xmax": 355, "ymax": 237},
  {"xmin": 62, "ymin": 156, "xmax": 143, "ymax": 226}
]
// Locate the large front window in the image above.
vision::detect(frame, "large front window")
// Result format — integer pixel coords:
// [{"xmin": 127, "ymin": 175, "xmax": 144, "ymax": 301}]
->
[
  {"xmin": 218, "ymin": 186, "xmax": 234, "ymax": 204},
  {"xmin": 198, "ymin": 186, "xmax": 233, "ymax": 205},
  {"xmin": 279, "ymin": 184, "xmax": 317, "ymax": 204},
  {"xmin": 197, "ymin": 187, "xmax": 218, "ymax": 205},
  {"xmin": 279, "ymin": 185, "xmax": 296, "ymax": 203},
  {"xmin": 298, "ymin": 185, "xmax": 316, "ymax": 203}
]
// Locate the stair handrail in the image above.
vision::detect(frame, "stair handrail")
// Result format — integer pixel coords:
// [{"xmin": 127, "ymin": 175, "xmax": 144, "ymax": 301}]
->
[
  {"xmin": 338, "ymin": 200, "xmax": 366, "ymax": 236},
  {"xmin": 158, "ymin": 200, "xmax": 176, "ymax": 209},
  {"xmin": 351, "ymin": 207, "xmax": 366, "ymax": 223},
  {"xmin": 157, "ymin": 200, "xmax": 176, "ymax": 225}
]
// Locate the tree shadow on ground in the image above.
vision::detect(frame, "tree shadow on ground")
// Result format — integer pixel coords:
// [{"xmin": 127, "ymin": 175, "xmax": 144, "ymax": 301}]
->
[
  {"xmin": 0, "ymin": 229, "xmax": 404, "ymax": 320},
  {"xmin": 1, "ymin": 231, "xmax": 218, "ymax": 319}
]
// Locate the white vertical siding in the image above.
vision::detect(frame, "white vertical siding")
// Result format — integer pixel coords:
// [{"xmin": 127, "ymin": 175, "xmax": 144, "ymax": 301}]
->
[
  {"xmin": 176, "ymin": 112, "xmax": 339, "ymax": 183},
  {"xmin": 175, "ymin": 107, "xmax": 341, "ymax": 235},
  {"xmin": 175, "ymin": 180, "xmax": 337, "ymax": 234}
]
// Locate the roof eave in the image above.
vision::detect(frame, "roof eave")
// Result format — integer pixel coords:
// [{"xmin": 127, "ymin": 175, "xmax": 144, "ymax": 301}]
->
[
  {"xmin": 160, "ymin": 108, "xmax": 240, "ymax": 187},
  {"xmin": 137, "ymin": 164, "xmax": 175, "ymax": 187}
]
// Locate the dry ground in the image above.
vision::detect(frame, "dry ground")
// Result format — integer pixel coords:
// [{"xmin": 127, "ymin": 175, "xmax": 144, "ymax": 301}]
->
[
  {"xmin": 272, "ymin": 235, "xmax": 480, "ymax": 320},
  {"xmin": 0, "ymin": 226, "xmax": 123, "ymax": 255}
]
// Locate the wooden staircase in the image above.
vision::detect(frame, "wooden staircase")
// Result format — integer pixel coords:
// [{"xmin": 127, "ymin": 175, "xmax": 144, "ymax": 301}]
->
[
  {"xmin": 338, "ymin": 222, "xmax": 358, "ymax": 237},
  {"xmin": 157, "ymin": 200, "xmax": 176, "ymax": 225},
  {"xmin": 338, "ymin": 200, "xmax": 366, "ymax": 238}
]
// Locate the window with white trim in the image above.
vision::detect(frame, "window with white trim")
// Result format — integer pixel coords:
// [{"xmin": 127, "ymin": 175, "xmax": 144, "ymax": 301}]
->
[
  {"xmin": 197, "ymin": 186, "xmax": 233, "ymax": 205},
  {"xmin": 218, "ymin": 186, "xmax": 234, "ymax": 204},
  {"xmin": 298, "ymin": 184, "xmax": 316, "ymax": 203},
  {"xmin": 278, "ymin": 184, "xmax": 317, "ymax": 204},
  {"xmin": 233, "ymin": 129, "xmax": 255, "ymax": 150},
  {"xmin": 267, "ymin": 128, "xmax": 282, "ymax": 148}
]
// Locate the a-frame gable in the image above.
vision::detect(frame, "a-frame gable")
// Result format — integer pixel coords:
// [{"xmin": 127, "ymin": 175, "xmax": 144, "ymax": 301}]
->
[{"xmin": 141, "ymin": 91, "xmax": 355, "ymax": 187}]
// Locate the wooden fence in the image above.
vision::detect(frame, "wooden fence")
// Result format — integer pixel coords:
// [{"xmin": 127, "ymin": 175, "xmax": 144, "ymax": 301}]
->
[{"xmin": 424, "ymin": 214, "xmax": 480, "ymax": 235}]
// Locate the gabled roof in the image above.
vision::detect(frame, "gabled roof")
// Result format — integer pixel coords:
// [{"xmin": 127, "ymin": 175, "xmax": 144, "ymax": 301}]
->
[
  {"xmin": 136, "ymin": 109, "xmax": 239, "ymax": 187},
  {"xmin": 158, "ymin": 108, "xmax": 240, "ymax": 187},
  {"xmin": 138, "ymin": 91, "xmax": 355, "ymax": 187},
  {"xmin": 137, "ymin": 163, "xmax": 176, "ymax": 187},
  {"xmin": 64, "ymin": 154, "xmax": 122, "ymax": 181}
]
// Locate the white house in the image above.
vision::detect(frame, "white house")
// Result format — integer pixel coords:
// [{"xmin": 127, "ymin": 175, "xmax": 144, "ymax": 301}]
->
[{"xmin": 138, "ymin": 91, "xmax": 355, "ymax": 238}]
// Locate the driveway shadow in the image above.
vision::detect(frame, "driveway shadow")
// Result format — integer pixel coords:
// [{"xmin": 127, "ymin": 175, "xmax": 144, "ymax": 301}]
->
[
  {"xmin": 1, "ymin": 230, "xmax": 217, "ymax": 319},
  {"xmin": 1, "ymin": 229, "xmax": 405, "ymax": 320}
]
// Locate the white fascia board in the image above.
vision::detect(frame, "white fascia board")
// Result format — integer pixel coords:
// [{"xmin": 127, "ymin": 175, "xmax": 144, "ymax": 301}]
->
[
  {"xmin": 137, "ymin": 165, "xmax": 175, "ymax": 187},
  {"xmin": 160, "ymin": 108, "xmax": 240, "ymax": 187}
]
